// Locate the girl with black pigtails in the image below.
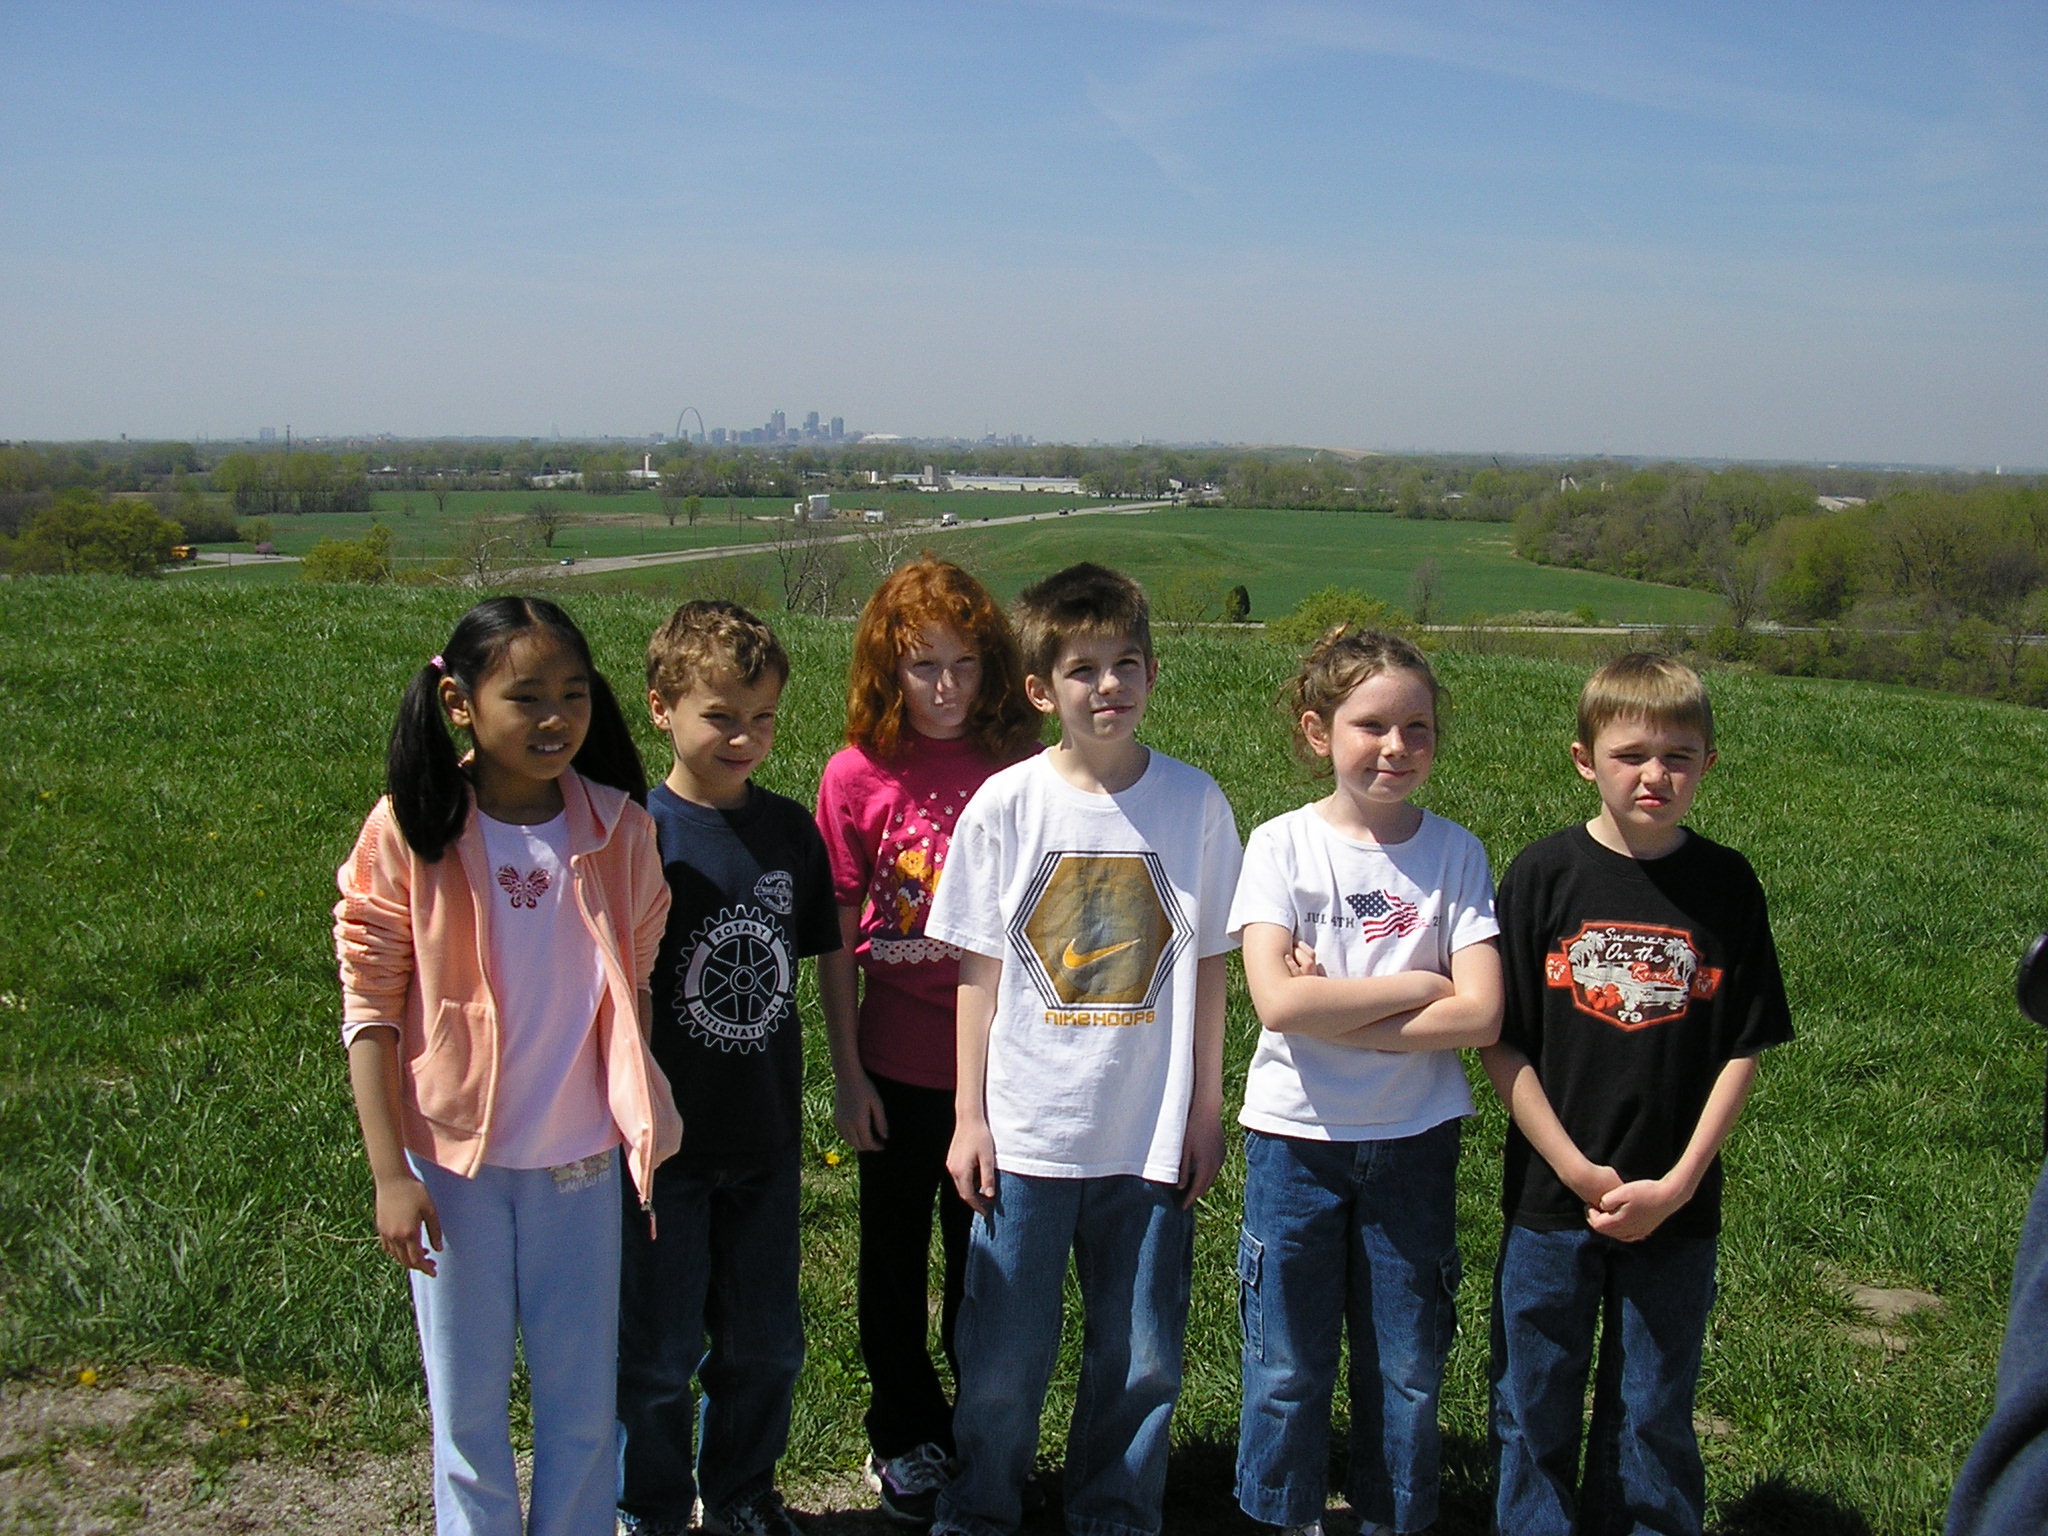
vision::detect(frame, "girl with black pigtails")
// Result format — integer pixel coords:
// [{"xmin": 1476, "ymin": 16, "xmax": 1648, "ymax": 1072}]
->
[{"xmin": 335, "ymin": 595, "xmax": 680, "ymax": 1536}]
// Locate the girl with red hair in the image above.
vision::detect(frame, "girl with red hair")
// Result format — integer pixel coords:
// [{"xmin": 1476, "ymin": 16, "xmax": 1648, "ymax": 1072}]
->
[{"xmin": 815, "ymin": 558, "xmax": 1038, "ymax": 1525}]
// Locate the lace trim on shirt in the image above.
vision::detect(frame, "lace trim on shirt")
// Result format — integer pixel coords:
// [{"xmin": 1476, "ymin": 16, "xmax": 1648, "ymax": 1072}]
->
[{"xmin": 869, "ymin": 936, "xmax": 961, "ymax": 966}]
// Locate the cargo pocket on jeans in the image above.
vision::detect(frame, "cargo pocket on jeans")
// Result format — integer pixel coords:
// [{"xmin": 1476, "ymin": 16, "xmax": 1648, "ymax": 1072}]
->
[{"xmin": 1237, "ymin": 1229, "xmax": 1265, "ymax": 1361}]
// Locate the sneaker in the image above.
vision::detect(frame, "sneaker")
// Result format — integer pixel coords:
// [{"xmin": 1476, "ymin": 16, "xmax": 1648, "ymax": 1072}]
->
[
  {"xmin": 865, "ymin": 1442, "xmax": 952, "ymax": 1526},
  {"xmin": 701, "ymin": 1488, "xmax": 799, "ymax": 1536},
  {"xmin": 1277, "ymin": 1523, "xmax": 1323, "ymax": 1536}
]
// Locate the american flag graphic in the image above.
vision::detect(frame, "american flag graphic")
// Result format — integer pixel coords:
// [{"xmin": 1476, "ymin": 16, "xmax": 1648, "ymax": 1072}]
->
[{"xmin": 1346, "ymin": 889, "xmax": 1419, "ymax": 940}]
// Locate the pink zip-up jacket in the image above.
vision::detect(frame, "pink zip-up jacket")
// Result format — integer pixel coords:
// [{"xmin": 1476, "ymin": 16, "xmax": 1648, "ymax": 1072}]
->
[{"xmin": 334, "ymin": 768, "xmax": 683, "ymax": 1205}]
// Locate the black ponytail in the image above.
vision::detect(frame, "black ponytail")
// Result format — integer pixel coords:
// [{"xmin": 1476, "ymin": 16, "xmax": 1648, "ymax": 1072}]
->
[
  {"xmin": 384, "ymin": 596, "xmax": 646, "ymax": 861},
  {"xmin": 574, "ymin": 669, "xmax": 649, "ymax": 806}
]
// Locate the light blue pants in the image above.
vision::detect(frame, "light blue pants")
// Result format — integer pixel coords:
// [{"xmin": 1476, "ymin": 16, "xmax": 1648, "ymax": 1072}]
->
[{"xmin": 411, "ymin": 1150, "xmax": 622, "ymax": 1536}]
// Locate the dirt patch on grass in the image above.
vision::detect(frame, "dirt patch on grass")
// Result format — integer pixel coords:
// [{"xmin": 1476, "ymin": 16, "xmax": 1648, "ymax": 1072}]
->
[
  {"xmin": 0, "ymin": 1371, "xmax": 972, "ymax": 1536},
  {"xmin": 0, "ymin": 1368, "xmax": 431, "ymax": 1535},
  {"xmin": 0, "ymin": 1370, "xmax": 1270, "ymax": 1535}
]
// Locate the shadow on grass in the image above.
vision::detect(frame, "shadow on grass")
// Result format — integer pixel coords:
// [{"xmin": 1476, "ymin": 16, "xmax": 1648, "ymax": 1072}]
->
[
  {"xmin": 791, "ymin": 1444, "xmax": 1873, "ymax": 1536},
  {"xmin": 1713, "ymin": 1475, "xmax": 1875, "ymax": 1536}
]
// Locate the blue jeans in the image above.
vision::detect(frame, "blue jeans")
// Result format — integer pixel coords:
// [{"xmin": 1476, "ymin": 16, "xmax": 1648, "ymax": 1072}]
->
[
  {"xmin": 616, "ymin": 1158, "xmax": 804, "ymax": 1532},
  {"xmin": 935, "ymin": 1172, "xmax": 1194, "ymax": 1536},
  {"xmin": 1235, "ymin": 1122, "xmax": 1462, "ymax": 1533},
  {"xmin": 410, "ymin": 1150, "xmax": 621, "ymax": 1536},
  {"xmin": 1490, "ymin": 1224, "xmax": 1718, "ymax": 1536}
]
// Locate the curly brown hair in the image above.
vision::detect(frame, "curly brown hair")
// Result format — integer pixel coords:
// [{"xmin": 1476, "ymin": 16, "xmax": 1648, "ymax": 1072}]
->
[
  {"xmin": 845, "ymin": 557, "xmax": 1038, "ymax": 760},
  {"xmin": 646, "ymin": 600, "xmax": 789, "ymax": 704}
]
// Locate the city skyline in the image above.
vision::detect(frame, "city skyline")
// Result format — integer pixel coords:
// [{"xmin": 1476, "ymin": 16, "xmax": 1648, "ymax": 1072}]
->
[{"xmin": 3, "ymin": 2, "xmax": 2043, "ymax": 467}]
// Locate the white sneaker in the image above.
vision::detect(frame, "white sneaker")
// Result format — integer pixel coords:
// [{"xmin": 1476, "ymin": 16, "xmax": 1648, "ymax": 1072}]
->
[{"xmin": 1279, "ymin": 1522, "xmax": 1323, "ymax": 1536}]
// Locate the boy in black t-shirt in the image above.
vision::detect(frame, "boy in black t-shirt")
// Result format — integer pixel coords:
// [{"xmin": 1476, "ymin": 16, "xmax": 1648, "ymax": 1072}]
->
[
  {"xmin": 618, "ymin": 602, "xmax": 843, "ymax": 1536},
  {"xmin": 1482, "ymin": 654, "xmax": 1792, "ymax": 1536}
]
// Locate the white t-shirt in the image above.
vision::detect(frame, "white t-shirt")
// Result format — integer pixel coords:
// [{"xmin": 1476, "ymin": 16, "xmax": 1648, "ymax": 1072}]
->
[
  {"xmin": 1227, "ymin": 804, "xmax": 1498, "ymax": 1142},
  {"xmin": 926, "ymin": 750, "xmax": 1242, "ymax": 1182},
  {"xmin": 477, "ymin": 811, "xmax": 614, "ymax": 1169}
]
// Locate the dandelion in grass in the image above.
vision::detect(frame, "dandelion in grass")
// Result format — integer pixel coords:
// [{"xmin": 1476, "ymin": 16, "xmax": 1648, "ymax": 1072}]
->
[
  {"xmin": 824, "ymin": 1150, "xmax": 842, "ymax": 1167},
  {"xmin": 77, "ymin": 1368, "xmax": 97, "ymax": 1387}
]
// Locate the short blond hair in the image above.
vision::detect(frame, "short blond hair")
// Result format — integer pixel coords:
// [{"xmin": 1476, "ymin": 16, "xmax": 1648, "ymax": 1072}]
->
[
  {"xmin": 646, "ymin": 600, "xmax": 788, "ymax": 703},
  {"xmin": 1576, "ymin": 652, "xmax": 1715, "ymax": 753}
]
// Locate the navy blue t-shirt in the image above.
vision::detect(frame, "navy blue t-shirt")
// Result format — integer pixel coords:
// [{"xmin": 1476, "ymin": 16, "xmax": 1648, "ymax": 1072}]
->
[{"xmin": 648, "ymin": 781, "xmax": 839, "ymax": 1171}]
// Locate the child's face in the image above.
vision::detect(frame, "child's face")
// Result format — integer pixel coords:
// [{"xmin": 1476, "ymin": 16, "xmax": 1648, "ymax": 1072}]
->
[
  {"xmin": 1572, "ymin": 715, "xmax": 1715, "ymax": 845},
  {"xmin": 649, "ymin": 666, "xmax": 782, "ymax": 808},
  {"xmin": 1027, "ymin": 630, "xmax": 1154, "ymax": 745},
  {"xmin": 896, "ymin": 622, "xmax": 981, "ymax": 741},
  {"xmin": 442, "ymin": 632, "xmax": 591, "ymax": 803},
  {"xmin": 1304, "ymin": 667, "xmax": 1436, "ymax": 807}
]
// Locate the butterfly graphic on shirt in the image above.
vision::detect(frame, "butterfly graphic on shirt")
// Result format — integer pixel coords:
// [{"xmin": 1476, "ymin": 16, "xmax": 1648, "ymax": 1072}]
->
[{"xmin": 496, "ymin": 865, "xmax": 551, "ymax": 909}]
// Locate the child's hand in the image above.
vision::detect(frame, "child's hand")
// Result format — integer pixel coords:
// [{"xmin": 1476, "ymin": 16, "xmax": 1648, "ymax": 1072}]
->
[
  {"xmin": 1283, "ymin": 940, "xmax": 1324, "ymax": 978},
  {"xmin": 1567, "ymin": 1160, "xmax": 1624, "ymax": 1210},
  {"xmin": 374, "ymin": 1174, "xmax": 442, "ymax": 1276},
  {"xmin": 947, "ymin": 1121, "xmax": 999, "ymax": 1216},
  {"xmin": 1587, "ymin": 1176, "xmax": 1692, "ymax": 1242},
  {"xmin": 833, "ymin": 1072, "xmax": 889, "ymax": 1153},
  {"xmin": 1178, "ymin": 1109, "xmax": 1225, "ymax": 1209}
]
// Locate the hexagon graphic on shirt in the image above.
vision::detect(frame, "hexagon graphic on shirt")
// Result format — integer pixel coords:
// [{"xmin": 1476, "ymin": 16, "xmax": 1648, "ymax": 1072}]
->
[
  {"xmin": 1010, "ymin": 851, "xmax": 1186, "ymax": 1014},
  {"xmin": 678, "ymin": 905, "xmax": 792, "ymax": 1051},
  {"xmin": 1544, "ymin": 920, "xmax": 1722, "ymax": 1030}
]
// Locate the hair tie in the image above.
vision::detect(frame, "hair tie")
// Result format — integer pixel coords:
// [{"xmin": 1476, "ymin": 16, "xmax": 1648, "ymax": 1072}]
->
[{"xmin": 430, "ymin": 654, "xmax": 446, "ymax": 672}]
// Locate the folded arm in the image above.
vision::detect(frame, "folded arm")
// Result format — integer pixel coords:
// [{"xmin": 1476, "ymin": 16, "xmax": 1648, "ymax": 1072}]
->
[{"xmin": 1240, "ymin": 921, "xmax": 1454, "ymax": 1040}]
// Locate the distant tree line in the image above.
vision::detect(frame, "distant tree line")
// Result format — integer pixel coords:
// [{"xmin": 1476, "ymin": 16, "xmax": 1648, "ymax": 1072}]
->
[{"xmin": 1509, "ymin": 464, "xmax": 2048, "ymax": 703}]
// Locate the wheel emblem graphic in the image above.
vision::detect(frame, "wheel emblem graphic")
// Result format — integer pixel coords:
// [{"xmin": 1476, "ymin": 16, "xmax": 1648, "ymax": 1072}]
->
[{"xmin": 680, "ymin": 908, "xmax": 791, "ymax": 1051}]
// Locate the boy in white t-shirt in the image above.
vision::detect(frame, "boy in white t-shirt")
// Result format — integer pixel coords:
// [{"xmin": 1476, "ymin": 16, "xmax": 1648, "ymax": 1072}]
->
[{"xmin": 926, "ymin": 563, "xmax": 1242, "ymax": 1536}]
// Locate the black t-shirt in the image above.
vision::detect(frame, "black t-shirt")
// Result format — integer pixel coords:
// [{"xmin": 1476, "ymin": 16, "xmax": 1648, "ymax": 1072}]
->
[
  {"xmin": 1496, "ymin": 824, "xmax": 1793, "ymax": 1240},
  {"xmin": 648, "ymin": 782, "xmax": 839, "ymax": 1171}
]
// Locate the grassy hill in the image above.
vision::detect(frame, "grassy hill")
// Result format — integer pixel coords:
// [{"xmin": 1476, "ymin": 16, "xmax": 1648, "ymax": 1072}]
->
[{"xmin": 1, "ymin": 579, "xmax": 2037, "ymax": 1534}]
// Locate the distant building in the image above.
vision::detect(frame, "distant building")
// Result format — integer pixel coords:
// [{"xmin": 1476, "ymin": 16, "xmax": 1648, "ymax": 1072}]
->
[
  {"xmin": 1815, "ymin": 496, "xmax": 1868, "ymax": 512},
  {"xmin": 830, "ymin": 416, "xmax": 844, "ymax": 440},
  {"xmin": 941, "ymin": 475, "xmax": 1085, "ymax": 495}
]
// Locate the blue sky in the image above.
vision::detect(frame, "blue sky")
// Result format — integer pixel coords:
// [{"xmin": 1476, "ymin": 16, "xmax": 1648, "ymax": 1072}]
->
[{"xmin": 3, "ymin": 0, "xmax": 2042, "ymax": 463}]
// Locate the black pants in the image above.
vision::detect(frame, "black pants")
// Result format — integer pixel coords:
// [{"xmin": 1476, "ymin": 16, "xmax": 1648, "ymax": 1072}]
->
[{"xmin": 858, "ymin": 1072, "xmax": 972, "ymax": 1459}]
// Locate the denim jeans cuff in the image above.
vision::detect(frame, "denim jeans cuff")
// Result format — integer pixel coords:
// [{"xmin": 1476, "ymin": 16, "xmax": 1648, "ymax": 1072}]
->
[{"xmin": 1236, "ymin": 1477, "xmax": 1323, "ymax": 1529}]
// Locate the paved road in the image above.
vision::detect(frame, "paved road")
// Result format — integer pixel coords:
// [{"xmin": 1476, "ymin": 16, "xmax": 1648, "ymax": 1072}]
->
[
  {"xmin": 545, "ymin": 499, "xmax": 1179, "ymax": 577},
  {"xmin": 170, "ymin": 551, "xmax": 300, "ymax": 571}
]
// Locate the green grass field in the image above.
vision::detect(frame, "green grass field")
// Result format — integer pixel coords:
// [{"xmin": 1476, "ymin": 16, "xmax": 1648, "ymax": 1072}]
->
[
  {"xmin": 2, "ymin": 580, "xmax": 2036, "ymax": 1534},
  {"xmin": 189, "ymin": 495, "xmax": 1722, "ymax": 627},
  {"xmin": 574, "ymin": 506, "xmax": 1725, "ymax": 627}
]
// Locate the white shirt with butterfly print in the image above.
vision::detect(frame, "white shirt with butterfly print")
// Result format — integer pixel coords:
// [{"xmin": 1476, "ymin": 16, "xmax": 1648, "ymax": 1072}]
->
[
  {"xmin": 475, "ymin": 810, "xmax": 614, "ymax": 1168},
  {"xmin": 1227, "ymin": 805, "xmax": 1499, "ymax": 1142}
]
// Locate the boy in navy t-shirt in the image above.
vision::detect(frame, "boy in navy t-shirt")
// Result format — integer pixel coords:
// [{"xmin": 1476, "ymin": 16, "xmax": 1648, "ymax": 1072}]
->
[
  {"xmin": 1482, "ymin": 653, "xmax": 1792, "ymax": 1536},
  {"xmin": 618, "ymin": 602, "xmax": 841, "ymax": 1536}
]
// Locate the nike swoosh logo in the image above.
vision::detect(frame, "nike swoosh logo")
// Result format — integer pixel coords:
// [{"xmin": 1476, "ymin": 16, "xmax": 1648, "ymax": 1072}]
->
[{"xmin": 1062, "ymin": 938, "xmax": 1139, "ymax": 969}]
